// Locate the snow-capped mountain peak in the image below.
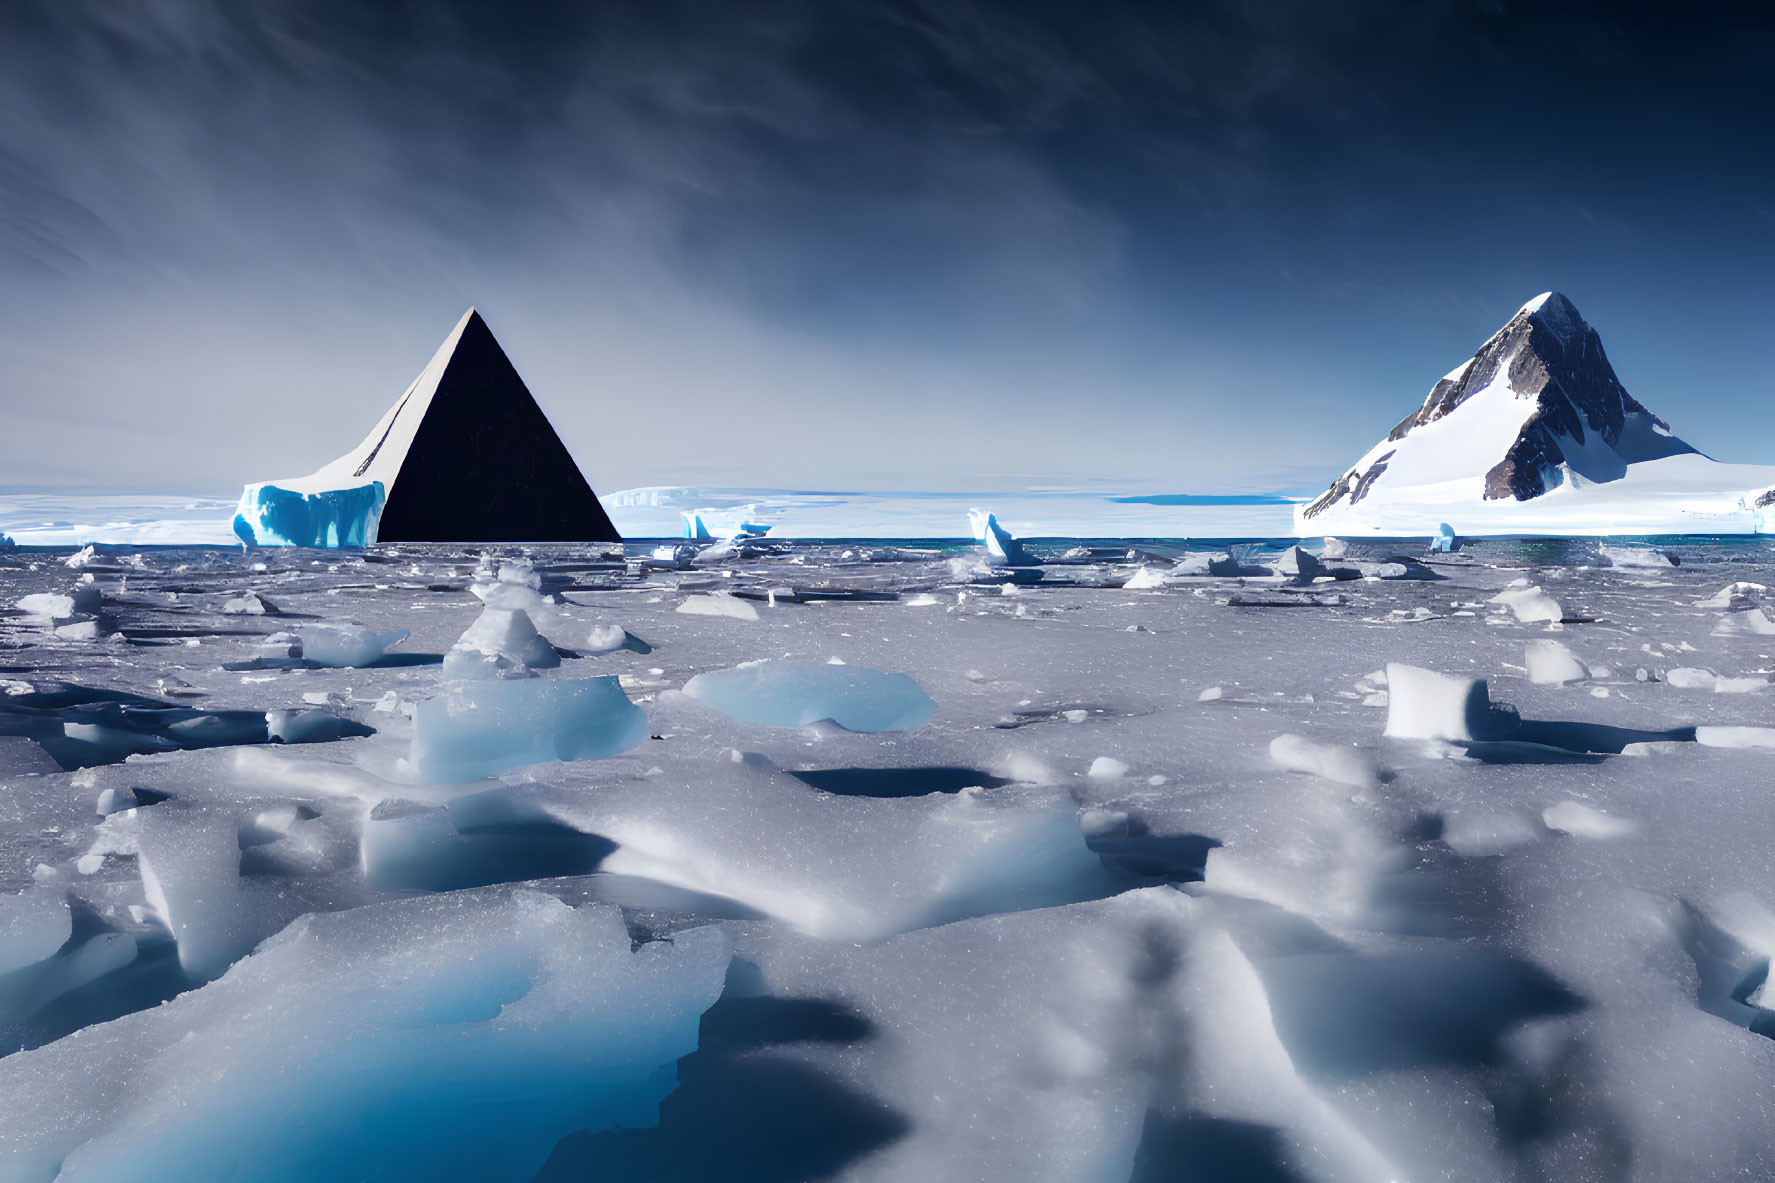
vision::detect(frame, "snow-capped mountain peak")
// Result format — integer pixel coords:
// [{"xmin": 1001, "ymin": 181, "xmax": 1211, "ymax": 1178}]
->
[{"xmin": 1302, "ymin": 291, "xmax": 1696, "ymax": 523}]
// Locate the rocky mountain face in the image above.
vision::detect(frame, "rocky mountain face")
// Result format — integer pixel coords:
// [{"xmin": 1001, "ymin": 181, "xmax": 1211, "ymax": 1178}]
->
[{"xmin": 1304, "ymin": 292, "xmax": 1696, "ymax": 520}]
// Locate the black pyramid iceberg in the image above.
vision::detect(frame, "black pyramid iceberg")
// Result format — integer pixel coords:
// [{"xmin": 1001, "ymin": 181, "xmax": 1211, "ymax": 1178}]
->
[{"xmin": 235, "ymin": 309, "xmax": 620, "ymax": 546}]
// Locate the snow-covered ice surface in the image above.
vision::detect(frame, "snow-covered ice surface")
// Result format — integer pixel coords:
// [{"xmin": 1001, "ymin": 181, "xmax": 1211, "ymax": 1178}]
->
[{"xmin": 9, "ymin": 535, "xmax": 1775, "ymax": 1178}]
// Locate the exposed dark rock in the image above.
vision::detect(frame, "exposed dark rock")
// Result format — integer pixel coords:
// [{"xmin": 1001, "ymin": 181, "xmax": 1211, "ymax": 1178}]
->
[{"xmin": 1305, "ymin": 293, "xmax": 1698, "ymax": 516}]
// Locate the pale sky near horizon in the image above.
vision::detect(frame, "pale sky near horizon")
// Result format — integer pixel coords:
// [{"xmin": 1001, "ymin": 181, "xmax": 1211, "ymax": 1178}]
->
[{"xmin": 1, "ymin": 1, "xmax": 1771, "ymax": 498}]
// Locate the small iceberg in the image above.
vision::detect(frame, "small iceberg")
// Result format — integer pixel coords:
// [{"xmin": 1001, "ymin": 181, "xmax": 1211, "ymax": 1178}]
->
[{"xmin": 967, "ymin": 509, "xmax": 1037, "ymax": 567}]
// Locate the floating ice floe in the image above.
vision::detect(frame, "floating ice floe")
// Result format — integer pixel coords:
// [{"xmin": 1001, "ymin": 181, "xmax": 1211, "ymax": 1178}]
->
[
  {"xmin": 1599, "ymin": 545, "xmax": 1678, "ymax": 568},
  {"xmin": 0, "ymin": 890, "xmax": 729, "ymax": 1183},
  {"xmin": 1383, "ymin": 663, "xmax": 1496, "ymax": 742},
  {"xmin": 403, "ymin": 675, "xmax": 646, "ymax": 783},
  {"xmin": 676, "ymin": 592, "xmax": 759, "ymax": 621},
  {"xmin": 682, "ymin": 659, "xmax": 935, "ymax": 731},
  {"xmin": 1696, "ymin": 726, "xmax": 1775, "ymax": 750},
  {"xmin": 1525, "ymin": 639, "xmax": 1591, "ymax": 684},
  {"xmin": 16, "ymin": 583, "xmax": 103, "ymax": 624},
  {"xmin": 273, "ymin": 623, "xmax": 412, "ymax": 668},
  {"xmin": 1491, "ymin": 581, "xmax": 1565, "ymax": 624},
  {"xmin": 1665, "ymin": 667, "xmax": 1770, "ymax": 693}
]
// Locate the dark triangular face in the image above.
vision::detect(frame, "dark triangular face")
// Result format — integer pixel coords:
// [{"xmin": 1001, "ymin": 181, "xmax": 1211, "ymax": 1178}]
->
[{"xmin": 374, "ymin": 312, "xmax": 621, "ymax": 543}]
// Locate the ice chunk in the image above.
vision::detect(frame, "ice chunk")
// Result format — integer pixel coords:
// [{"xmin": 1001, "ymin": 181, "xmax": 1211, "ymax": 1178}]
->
[
  {"xmin": 0, "ymin": 532, "xmax": 13, "ymax": 550},
  {"xmin": 1121, "ymin": 564, "xmax": 1173, "ymax": 590},
  {"xmin": 1696, "ymin": 726, "xmax": 1775, "ymax": 750},
  {"xmin": 16, "ymin": 592, "xmax": 75, "ymax": 619},
  {"xmin": 683, "ymin": 659, "xmax": 935, "ymax": 731},
  {"xmin": 1271, "ymin": 546, "xmax": 1326, "ymax": 581},
  {"xmin": 222, "ymin": 591, "xmax": 273, "ymax": 615},
  {"xmin": 0, "ymin": 891, "xmax": 729, "ymax": 1183},
  {"xmin": 1665, "ymin": 668, "xmax": 1769, "ymax": 693},
  {"xmin": 405, "ymin": 675, "xmax": 647, "ymax": 783},
  {"xmin": 1383, "ymin": 663, "xmax": 1496, "ymax": 742},
  {"xmin": 1268, "ymin": 734, "xmax": 1385, "ymax": 789},
  {"xmin": 0, "ymin": 885, "xmax": 72, "ymax": 978},
  {"xmin": 1697, "ymin": 582, "xmax": 1766, "ymax": 609},
  {"xmin": 65, "ymin": 545, "xmax": 98, "ymax": 568},
  {"xmin": 967, "ymin": 509, "xmax": 1037, "ymax": 566},
  {"xmin": 233, "ymin": 480, "xmax": 386, "ymax": 548},
  {"xmin": 291, "ymin": 623, "xmax": 411, "ymax": 668},
  {"xmin": 136, "ymin": 807, "xmax": 262, "ymax": 981},
  {"xmin": 583, "ymin": 623, "xmax": 627, "ymax": 653},
  {"xmin": 265, "ymin": 708, "xmax": 375, "ymax": 744},
  {"xmin": 1429, "ymin": 522, "xmax": 1459, "ymax": 552},
  {"xmin": 54, "ymin": 619, "xmax": 102, "ymax": 642},
  {"xmin": 1665, "ymin": 667, "xmax": 1719, "ymax": 690},
  {"xmin": 1599, "ymin": 545, "xmax": 1677, "ymax": 568},
  {"xmin": 1525, "ymin": 639, "xmax": 1590, "ymax": 684},
  {"xmin": 681, "ymin": 510, "xmax": 769, "ymax": 541},
  {"xmin": 441, "ymin": 606, "xmax": 560, "ymax": 680},
  {"xmin": 1086, "ymin": 756, "xmax": 1128, "ymax": 780},
  {"xmin": 676, "ymin": 592, "xmax": 759, "ymax": 620},
  {"xmin": 1714, "ymin": 609, "xmax": 1775, "ymax": 636},
  {"xmin": 1490, "ymin": 583, "xmax": 1564, "ymax": 624}
]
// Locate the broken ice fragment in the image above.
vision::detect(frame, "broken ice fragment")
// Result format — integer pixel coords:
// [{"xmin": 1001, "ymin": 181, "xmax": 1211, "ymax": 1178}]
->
[
  {"xmin": 288, "ymin": 623, "xmax": 411, "ymax": 668},
  {"xmin": 676, "ymin": 592, "xmax": 759, "ymax": 620},
  {"xmin": 1491, "ymin": 583, "xmax": 1564, "ymax": 624},
  {"xmin": 0, "ymin": 891, "xmax": 728, "ymax": 1183},
  {"xmin": 441, "ymin": 606, "xmax": 560, "ymax": 680},
  {"xmin": 1525, "ymin": 639, "xmax": 1590, "ymax": 685},
  {"xmin": 683, "ymin": 659, "xmax": 936, "ymax": 732},
  {"xmin": 405, "ymin": 675, "xmax": 647, "ymax": 782},
  {"xmin": 1383, "ymin": 663, "xmax": 1497, "ymax": 742}
]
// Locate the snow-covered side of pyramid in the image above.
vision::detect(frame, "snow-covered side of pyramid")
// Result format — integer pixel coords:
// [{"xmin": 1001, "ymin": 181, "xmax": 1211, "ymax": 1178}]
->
[
  {"xmin": 1296, "ymin": 293, "xmax": 1775, "ymax": 537},
  {"xmin": 235, "ymin": 309, "xmax": 620, "ymax": 547}
]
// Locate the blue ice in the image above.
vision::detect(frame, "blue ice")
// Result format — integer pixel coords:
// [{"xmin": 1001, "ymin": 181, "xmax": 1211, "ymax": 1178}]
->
[
  {"xmin": 683, "ymin": 660, "xmax": 936, "ymax": 731},
  {"xmin": 233, "ymin": 481, "xmax": 385, "ymax": 548},
  {"xmin": 405, "ymin": 676, "xmax": 648, "ymax": 782},
  {"xmin": 966, "ymin": 509, "xmax": 1037, "ymax": 566}
]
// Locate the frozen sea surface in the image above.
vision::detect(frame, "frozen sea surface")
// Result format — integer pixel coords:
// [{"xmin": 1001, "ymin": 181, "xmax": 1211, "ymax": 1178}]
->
[{"xmin": 6, "ymin": 536, "xmax": 1775, "ymax": 1179}]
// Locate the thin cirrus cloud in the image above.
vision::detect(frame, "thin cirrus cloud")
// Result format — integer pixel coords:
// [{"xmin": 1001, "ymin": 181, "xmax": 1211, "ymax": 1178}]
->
[{"xmin": 0, "ymin": 0, "xmax": 1770, "ymax": 497}]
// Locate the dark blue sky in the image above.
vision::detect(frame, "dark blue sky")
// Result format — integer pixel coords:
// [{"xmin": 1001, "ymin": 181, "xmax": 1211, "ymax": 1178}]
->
[{"xmin": 1, "ymin": 0, "xmax": 1770, "ymax": 495}]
